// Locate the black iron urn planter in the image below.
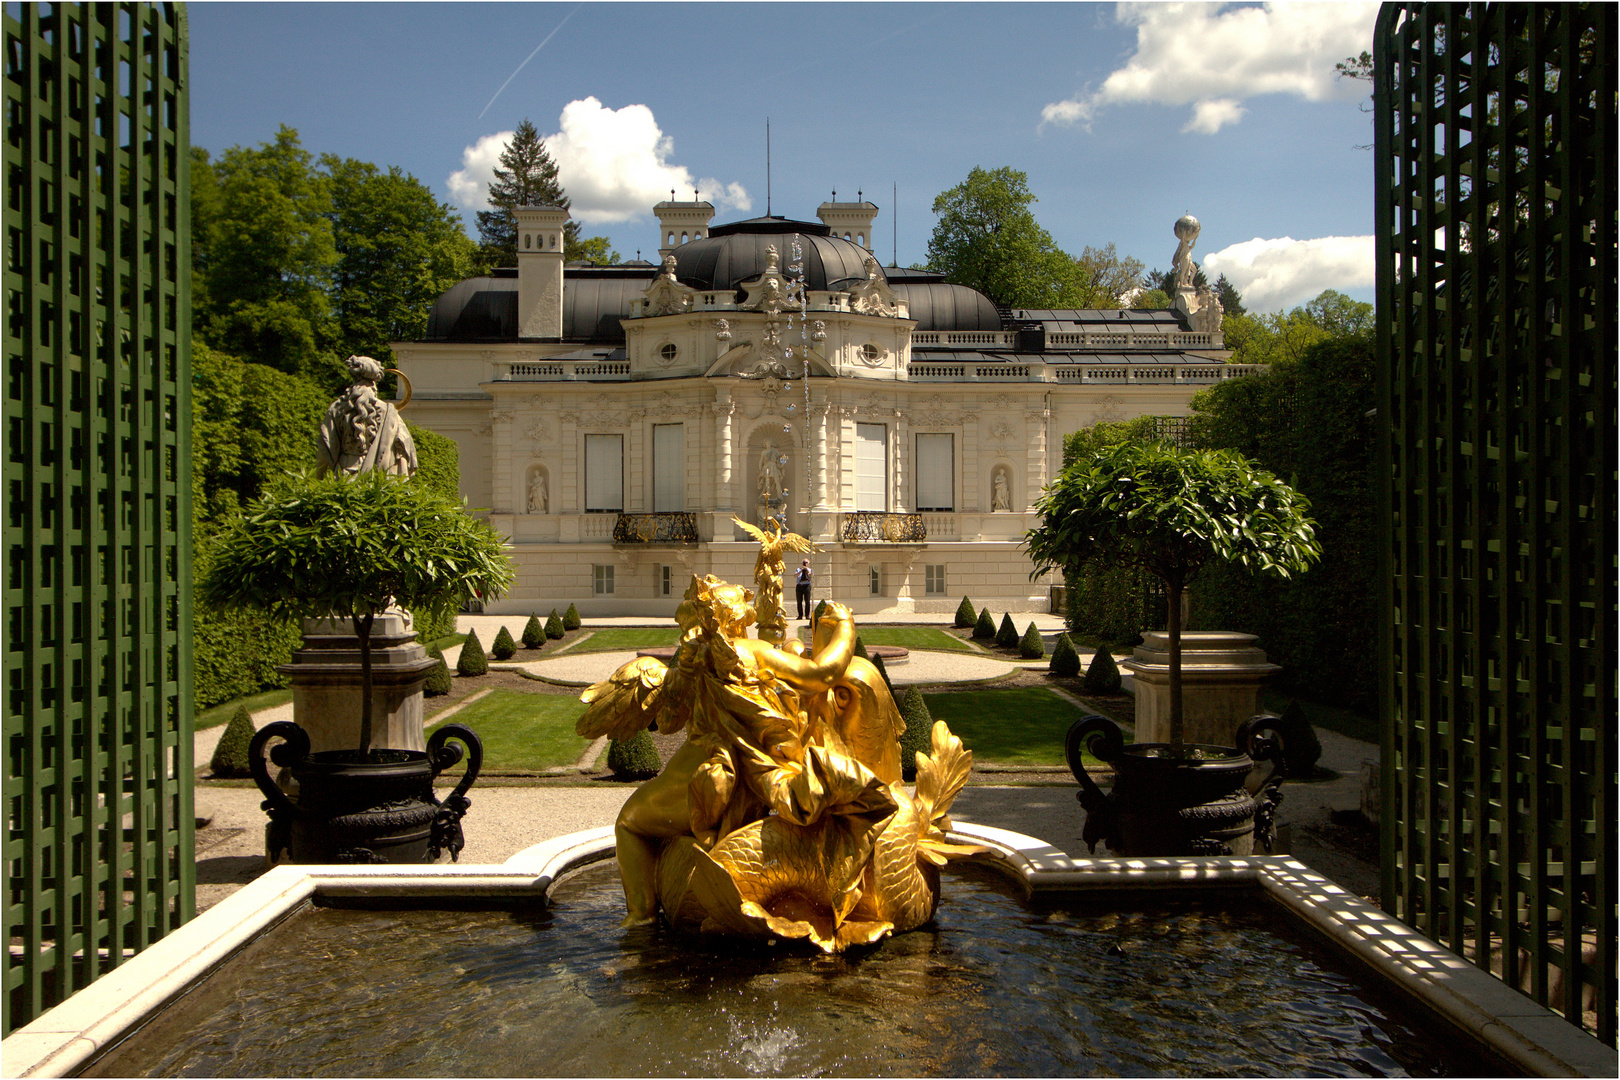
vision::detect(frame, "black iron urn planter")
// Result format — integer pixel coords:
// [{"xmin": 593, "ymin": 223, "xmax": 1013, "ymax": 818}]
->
[
  {"xmin": 249, "ymin": 721, "xmax": 483, "ymax": 865},
  {"xmin": 1065, "ymin": 714, "xmax": 1286, "ymax": 857}
]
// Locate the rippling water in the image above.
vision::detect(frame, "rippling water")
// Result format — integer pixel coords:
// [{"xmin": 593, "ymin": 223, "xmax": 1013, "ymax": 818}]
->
[{"xmin": 86, "ymin": 862, "xmax": 1487, "ymax": 1077}]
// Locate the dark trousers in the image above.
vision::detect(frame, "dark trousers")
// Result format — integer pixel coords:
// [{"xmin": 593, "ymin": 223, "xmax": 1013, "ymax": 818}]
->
[{"xmin": 795, "ymin": 583, "xmax": 812, "ymax": 619}]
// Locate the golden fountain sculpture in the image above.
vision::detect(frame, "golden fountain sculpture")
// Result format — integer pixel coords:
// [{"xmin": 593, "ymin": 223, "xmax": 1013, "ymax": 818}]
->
[{"xmin": 577, "ymin": 524, "xmax": 982, "ymax": 953}]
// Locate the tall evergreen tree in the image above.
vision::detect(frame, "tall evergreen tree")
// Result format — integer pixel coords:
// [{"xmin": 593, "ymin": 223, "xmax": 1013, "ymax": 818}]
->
[
  {"xmin": 1213, "ymin": 273, "xmax": 1246, "ymax": 317},
  {"xmin": 476, "ymin": 119, "xmax": 579, "ymax": 266}
]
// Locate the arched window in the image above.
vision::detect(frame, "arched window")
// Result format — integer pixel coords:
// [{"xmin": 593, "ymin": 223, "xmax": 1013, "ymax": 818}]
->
[
  {"xmin": 668, "ymin": 232, "xmax": 676, "ymax": 246},
  {"xmin": 857, "ymin": 233, "xmax": 865, "ymax": 247},
  {"xmin": 549, "ymin": 234, "xmax": 557, "ymax": 250},
  {"xmin": 681, "ymin": 231, "xmax": 688, "ymax": 244},
  {"xmin": 524, "ymin": 234, "xmax": 531, "ymax": 250}
]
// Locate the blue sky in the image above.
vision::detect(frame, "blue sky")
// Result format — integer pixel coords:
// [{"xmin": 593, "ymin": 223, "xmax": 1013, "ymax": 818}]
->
[{"xmin": 188, "ymin": 2, "xmax": 1380, "ymax": 312}]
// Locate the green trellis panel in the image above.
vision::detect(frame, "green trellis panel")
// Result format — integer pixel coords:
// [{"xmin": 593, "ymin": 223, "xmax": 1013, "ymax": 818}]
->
[
  {"xmin": 1374, "ymin": 3, "xmax": 1616, "ymax": 1045},
  {"xmin": 3, "ymin": 3, "xmax": 193, "ymax": 1035}
]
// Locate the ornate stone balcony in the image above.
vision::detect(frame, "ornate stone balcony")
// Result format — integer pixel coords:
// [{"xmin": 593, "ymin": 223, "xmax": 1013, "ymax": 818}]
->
[
  {"xmin": 612, "ymin": 512, "xmax": 700, "ymax": 543},
  {"xmin": 905, "ymin": 362, "xmax": 1259, "ymax": 384},
  {"xmin": 841, "ymin": 511, "xmax": 927, "ymax": 543},
  {"xmin": 493, "ymin": 360, "xmax": 631, "ymax": 381}
]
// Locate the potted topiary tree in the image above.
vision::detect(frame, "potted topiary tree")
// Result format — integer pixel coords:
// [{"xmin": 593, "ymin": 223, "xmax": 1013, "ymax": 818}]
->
[
  {"xmin": 1027, "ymin": 441, "xmax": 1319, "ymax": 856},
  {"xmin": 200, "ymin": 470, "xmax": 513, "ymax": 864}
]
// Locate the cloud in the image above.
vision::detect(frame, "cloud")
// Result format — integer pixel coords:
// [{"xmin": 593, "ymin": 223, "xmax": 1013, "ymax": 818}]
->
[
  {"xmin": 1041, "ymin": 1, "xmax": 1377, "ymax": 134},
  {"xmin": 448, "ymin": 98, "xmax": 751, "ymax": 226},
  {"xmin": 1202, "ymin": 235, "xmax": 1374, "ymax": 312}
]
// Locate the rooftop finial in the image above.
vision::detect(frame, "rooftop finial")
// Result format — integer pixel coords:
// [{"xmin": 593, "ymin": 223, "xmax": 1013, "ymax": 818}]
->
[
  {"xmin": 858, "ymin": 189, "xmax": 862, "ymax": 202},
  {"xmin": 832, "ymin": 189, "xmax": 836, "ymax": 202}
]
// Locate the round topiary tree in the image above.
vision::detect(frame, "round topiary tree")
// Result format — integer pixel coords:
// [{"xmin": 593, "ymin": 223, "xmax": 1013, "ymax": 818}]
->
[
  {"xmin": 1082, "ymin": 646, "xmax": 1122, "ymax": 694},
  {"xmin": 973, "ymin": 607, "xmax": 995, "ymax": 640},
  {"xmin": 606, "ymin": 728, "xmax": 661, "ymax": 779},
  {"xmin": 995, "ymin": 613, "xmax": 1019, "ymax": 649},
  {"xmin": 1019, "ymin": 621, "xmax": 1045, "ymax": 659},
  {"xmin": 545, "ymin": 609, "xmax": 565, "ymax": 639},
  {"xmin": 492, "ymin": 625, "xmax": 517, "ymax": 660},
  {"xmin": 457, "ymin": 628, "xmax": 489, "ymax": 676},
  {"xmin": 954, "ymin": 596, "xmax": 977, "ymax": 628},
  {"xmin": 521, "ymin": 614, "xmax": 545, "ymax": 649},
  {"xmin": 563, "ymin": 603, "xmax": 581, "ymax": 631},
  {"xmin": 1028, "ymin": 441, "xmax": 1319, "ymax": 754},
  {"xmin": 898, "ymin": 686, "xmax": 934, "ymax": 783},
  {"xmin": 210, "ymin": 705, "xmax": 258, "ymax": 778},
  {"xmin": 423, "ymin": 643, "xmax": 452, "ymax": 696},
  {"xmin": 1049, "ymin": 632, "xmax": 1082, "ymax": 677}
]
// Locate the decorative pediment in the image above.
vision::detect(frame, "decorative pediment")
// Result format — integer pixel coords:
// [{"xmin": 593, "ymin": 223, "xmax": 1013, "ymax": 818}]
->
[
  {"xmin": 642, "ymin": 255, "xmax": 699, "ymax": 317},
  {"xmin": 737, "ymin": 246, "xmax": 803, "ymax": 314},
  {"xmin": 846, "ymin": 256, "xmax": 900, "ymax": 317}
]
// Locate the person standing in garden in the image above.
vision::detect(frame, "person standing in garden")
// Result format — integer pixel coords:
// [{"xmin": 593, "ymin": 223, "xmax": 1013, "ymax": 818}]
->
[{"xmin": 795, "ymin": 559, "xmax": 814, "ymax": 620}]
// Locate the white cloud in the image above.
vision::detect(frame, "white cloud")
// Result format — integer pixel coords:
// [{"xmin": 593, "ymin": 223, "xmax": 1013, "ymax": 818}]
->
[
  {"xmin": 1041, "ymin": 1, "xmax": 1377, "ymax": 134},
  {"xmin": 448, "ymin": 98, "xmax": 751, "ymax": 226},
  {"xmin": 1202, "ymin": 235, "xmax": 1374, "ymax": 312}
]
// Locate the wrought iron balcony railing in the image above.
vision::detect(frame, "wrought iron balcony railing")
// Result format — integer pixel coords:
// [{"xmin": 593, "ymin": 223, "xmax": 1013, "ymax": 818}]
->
[
  {"xmin": 612, "ymin": 512, "xmax": 699, "ymax": 543},
  {"xmin": 841, "ymin": 511, "xmax": 927, "ymax": 543}
]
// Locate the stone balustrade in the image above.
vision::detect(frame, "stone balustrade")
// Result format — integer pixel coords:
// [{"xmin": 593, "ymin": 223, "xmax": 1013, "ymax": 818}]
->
[
  {"xmin": 625, "ymin": 291, "xmax": 906, "ymax": 319},
  {"xmin": 911, "ymin": 329, "xmax": 1222, "ymax": 349},
  {"xmin": 495, "ymin": 360, "xmax": 632, "ymax": 382},
  {"xmin": 908, "ymin": 362, "xmax": 1261, "ymax": 384}
]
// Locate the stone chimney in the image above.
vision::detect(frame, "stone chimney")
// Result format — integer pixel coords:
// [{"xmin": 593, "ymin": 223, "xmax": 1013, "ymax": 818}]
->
[
  {"xmin": 514, "ymin": 205, "xmax": 569, "ymax": 339},
  {"xmin": 817, "ymin": 194, "xmax": 879, "ymax": 251},
  {"xmin": 653, "ymin": 196, "xmax": 714, "ymax": 260}
]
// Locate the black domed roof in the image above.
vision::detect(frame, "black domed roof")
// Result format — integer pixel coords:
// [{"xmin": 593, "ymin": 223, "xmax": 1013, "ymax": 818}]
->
[
  {"xmin": 671, "ymin": 217, "xmax": 879, "ymax": 293},
  {"xmin": 423, "ymin": 268, "xmax": 656, "ymax": 343},
  {"xmin": 890, "ymin": 282, "xmax": 1003, "ymax": 333}
]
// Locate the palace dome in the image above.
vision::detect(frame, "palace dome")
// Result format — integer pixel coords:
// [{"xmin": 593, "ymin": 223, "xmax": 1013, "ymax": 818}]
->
[{"xmin": 670, "ymin": 217, "xmax": 879, "ymax": 294}]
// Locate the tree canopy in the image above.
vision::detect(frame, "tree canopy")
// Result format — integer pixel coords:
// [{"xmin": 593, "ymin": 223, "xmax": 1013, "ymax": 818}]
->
[
  {"xmin": 1223, "ymin": 289, "xmax": 1373, "ymax": 364},
  {"xmin": 476, "ymin": 119, "xmax": 576, "ymax": 265},
  {"xmin": 925, "ymin": 167, "xmax": 1094, "ymax": 309}
]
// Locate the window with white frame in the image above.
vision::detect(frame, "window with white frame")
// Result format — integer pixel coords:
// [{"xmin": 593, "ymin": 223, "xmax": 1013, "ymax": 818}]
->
[
  {"xmin": 652, "ymin": 424, "xmax": 684, "ymax": 512},
  {"xmin": 925, "ymin": 564, "xmax": 946, "ymax": 595},
  {"xmin": 855, "ymin": 423, "xmax": 887, "ymax": 511},
  {"xmin": 869, "ymin": 565, "xmax": 883, "ymax": 596},
  {"xmin": 915, "ymin": 433, "xmax": 954, "ymax": 511},
  {"xmin": 659, "ymin": 565, "xmax": 672, "ymax": 597},
  {"xmin": 593, "ymin": 564, "xmax": 615, "ymax": 594},
  {"xmin": 584, "ymin": 434, "xmax": 623, "ymax": 512}
]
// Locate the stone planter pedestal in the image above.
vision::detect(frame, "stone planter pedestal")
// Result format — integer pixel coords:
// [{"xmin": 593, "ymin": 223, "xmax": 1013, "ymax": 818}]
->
[
  {"xmin": 277, "ymin": 613, "xmax": 441, "ymax": 755},
  {"xmin": 1123, "ymin": 630, "xmax": 1279, "ymax": 748}
]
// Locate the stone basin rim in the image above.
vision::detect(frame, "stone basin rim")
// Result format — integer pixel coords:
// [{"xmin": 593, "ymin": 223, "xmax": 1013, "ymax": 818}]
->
[
  {"xmin": 5, "ymin": 830, "xmax": 1611, "ymax": 1080},
  {"xmin": 635, "ymin": 644, "xmax": 909, "ymax": 663}
]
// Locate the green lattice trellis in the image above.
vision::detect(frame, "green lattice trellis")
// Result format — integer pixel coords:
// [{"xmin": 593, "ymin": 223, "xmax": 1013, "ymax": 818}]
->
[
  {"xmin": 3, "ymin": 2, "xmax": 192, "ymax": 1035},
  {"xmin": 1374, "ymin": 2, "xmax": 1616, "ymax": 1043}
]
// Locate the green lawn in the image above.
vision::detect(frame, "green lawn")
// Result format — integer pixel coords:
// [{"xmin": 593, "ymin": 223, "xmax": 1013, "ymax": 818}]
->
[
  {"xmin": 195, "ymin": 688, "xmax": 293, "ymax": 730},
  {"xmin": 921, "ymin": 687, "xmax": 1098, "ymax": 767},
  {"xmin": 427, "ymin": 690, "xmax": 594, "ymax": 772},
  {"xmin": 794, "ymin": 625, "xmax": 976, "ymax": 653},
  {"xmin": 562, "ymin": 627, "xmax": 681, "ymax": 654}
]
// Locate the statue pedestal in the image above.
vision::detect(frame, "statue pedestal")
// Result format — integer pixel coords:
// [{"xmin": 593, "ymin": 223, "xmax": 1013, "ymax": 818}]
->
[
  {"xmin": 1123, "ymin": 631, "xmax": 1279, "ymax": 748},
  {"xmin": 276, "ymin": 614, "xmax": 440, "ymax": 755}
]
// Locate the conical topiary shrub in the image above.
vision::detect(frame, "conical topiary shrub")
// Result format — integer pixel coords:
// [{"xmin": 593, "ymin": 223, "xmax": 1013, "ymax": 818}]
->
[
  {"xmin": 1049, "ymin": 632, "xmax": 1081, "ymax": 677},
  {"xmin": 871, "ymin": 651, "xmax": 895, "ymax": 698},
  {"xmin": 854, "ymin": 636, "xmax": 871, "ymax": 660},
  {"xmin": 545, "ymin": 609, "xmax": 565, "ymax": 639},
  {"xmin": 898, "ymin": 687, "xmax": 934, "ymax": 783},
  {"xmin": 1019, "ymin": 621, "xmax": 1045, "ymax": 659},
  {"xmin": 954, "ymin": 596, "xmax": 976, "ymax": 628},
  {"xmin": 607, "ymin": 728, "xmax": 661, "ymax": 779},
  {"xmin": 1082, "ymin": 645, "xmax": 1122, "ymax": 694},
  {"xmin": 423, "ymin": 643, "xmax": 452, "ymax": 696},
  {"xmin": 995, "ymin": 613, "xmax": 1019, "ymax": 649},
  {"xmin": 457, "ymin": 627, "xmax": 489, "ymax": 676},
  {"xmin": 813, "ymin": 598, "xmax": 828, "ymax": 625},
  {"xmin": 210, "ymin": 705, "xmax": 257, "ymax": 778},
  {"xmin": 563, "ymin": 603, "xmax": 581, "ymax": 631},
  {"xmin": 1276, "ymin": 699, "xmax": 1323, "ymax": 778},
  {"xmin": 521, "ymin": 614, "xmax": 545, "ymax": 649},
  {"xmin": 973, "ymin": 607, "xmax": 995, "ymax": 640},
  {"xmin": 492, "ymin": 625, "xmax": 517, "ymax": 660}
]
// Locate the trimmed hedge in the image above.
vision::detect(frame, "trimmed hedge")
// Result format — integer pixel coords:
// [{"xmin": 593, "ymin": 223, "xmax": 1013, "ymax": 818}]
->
[
  {"xmin": 457, "ymin": 628, "xmax": 488, "ymax": 676},
  {"xmin": 492, "ymin": 626, "xmax": 517, "ymax": 660},
  {"xmin": 423, "ymin": 643, "xmax": 451, "ymax": 696},
  {"xmin": 1082, "ymin": 646, "xmax": 1122, "ymax": 694},
  {"xmin": 563, "ymin": 603, "xmax": 581, "ymax": 630},
  {"xmin": 954, "ymin": 596, "xmax": 977, "ymax": 628},
  {"xmin": 209, "ymin": 706, "xmax": 257, "ymax": 778},
  {"xmin": 898, "ymin": 687, "xmax": 933, "ymax": 783},
  {"xmin": 973, "ymin": 607, "xmax": 995, "ymax": 640},
  {"xmin": 1049, "ymin": 633, "xmax": 1081, "ymax": 677},
  {"xmin": 522, "ymin": 614, "xmax": 545, "ymax": 649},
  {"xmin": 995, "ymin": 613, "xmax": 1019, "ymax": 649},
  {"xmin": 1019, "ymin": 621, "xmax": 1045, "ymax": 659},
  {"xmin": 545, "ymin": 610, "xmax": 565, "ymax": 639},
  {"xmin": 607, "ymin": 729, "xmax": 661, "ymax": 778}
]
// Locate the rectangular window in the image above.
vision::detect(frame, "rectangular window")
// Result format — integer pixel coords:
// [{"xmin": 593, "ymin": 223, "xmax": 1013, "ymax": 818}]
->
[
  {"xmin": 915, "ymin": 433, "xmax": 954, "ymax": 511},
  {"xmin": 593, "ymin": 564, "xmax": 615, "ymax": 595},
  {"xmin": 855, "ymin": 422, "xmax": 887, "ymax": 511},
  {"xmin": 652, "ymin": 424, "xmax": 683, "ymax": 512},
  {"xmin": 584, "ymin": 434, "xmax": 623, "ymax": 512},
  {"xmin": 925, "ymin": 565, "xmax": 946, "ymax": 595},
  {"xmin": 869, "ymin": 565, "xmax": 883, "ymax": 596}
]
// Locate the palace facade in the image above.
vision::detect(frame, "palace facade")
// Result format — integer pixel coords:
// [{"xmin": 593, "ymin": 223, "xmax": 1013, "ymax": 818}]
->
[{"xmin": 393, "ymin": 199, "xmax": 1255, "ymax": 615}]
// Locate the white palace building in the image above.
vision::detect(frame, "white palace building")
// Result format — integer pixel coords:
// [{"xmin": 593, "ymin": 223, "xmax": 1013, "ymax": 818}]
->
[{"xmin": 392, "ymin": 198, "xmax": 1255, "ymax": 616}]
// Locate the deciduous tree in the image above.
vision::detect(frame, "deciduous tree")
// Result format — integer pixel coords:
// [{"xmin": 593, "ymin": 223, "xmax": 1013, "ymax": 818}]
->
[{"xmin": 925, "ymin": 167, "xmax": 1092, "ymax": 308}]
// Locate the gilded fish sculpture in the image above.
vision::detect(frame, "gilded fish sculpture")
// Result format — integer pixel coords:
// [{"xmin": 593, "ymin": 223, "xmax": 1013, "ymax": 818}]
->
[{"xmin": 577, "ymin": 570, "xmax": 982, "ymax": 953}]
